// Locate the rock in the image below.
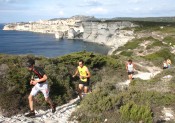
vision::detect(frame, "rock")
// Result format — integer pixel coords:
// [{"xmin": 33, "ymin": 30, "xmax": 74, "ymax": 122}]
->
[
  {"xmin": 0, "ymin": 98, "xmax": 79, "ymax": 123},
  {"xmin": 162, "ymin": 75, "xmax": 172, "ymax": 79},
  {"xmin": 82, "ymin": 21, "xmax": 136, "ymax": 50},
  {"xmin": 44, "ymin": 119, "xmax": 58, "ymax": 123},
  {"xmin": 116, "ymin": 80, "xmax": 130, "ymax": 91},
  {"xmin": 55, "ymin": 31, "xmax": 64, "ymax": 39},
  {"xmin": 161, "ymin": 107, "xmax": 175, "ymax": 121},
  {"xmin": 134, "ymin": 72, "xmax": 154, "ymax": 80},
  {"xmin": 68, "ymin": 28, "xmax": 77, "ymax": 39}
]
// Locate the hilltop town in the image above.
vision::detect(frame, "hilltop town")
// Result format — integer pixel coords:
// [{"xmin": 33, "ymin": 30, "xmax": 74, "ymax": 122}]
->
[{"xmin": 3, "ymin": 16, "xmax": 87, "ymax": 39}]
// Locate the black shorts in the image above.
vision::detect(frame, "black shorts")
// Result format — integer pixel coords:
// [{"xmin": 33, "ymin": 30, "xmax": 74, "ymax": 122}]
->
[
  {"xmin": 79, "ymin": 78, "xmax": 90, "ymax": 87},
  {"xmin": 163, "ymin": 67, "xmax": 168, "ymax": 69},
  {"xmin": 128, "ymin": 71, "xmax": 134, "ymax": 75}
]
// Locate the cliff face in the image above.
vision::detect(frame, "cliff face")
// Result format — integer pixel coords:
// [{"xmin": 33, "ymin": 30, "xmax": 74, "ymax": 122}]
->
[
  {"xmin": 82, "ymin": 21, "xmax": 137, "ymax": 51},
  {"xmin": 3, "ymin": 18, "xmax": 138, "ymax": 54}
]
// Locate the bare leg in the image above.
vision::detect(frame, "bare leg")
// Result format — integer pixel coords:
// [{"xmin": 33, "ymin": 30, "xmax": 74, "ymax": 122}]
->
[
  {"xmin": 45, "ymin": 97, "xmax": 53, "ymax": 108},
  {"xmin": 45, "ymin": 97, "xmax": 56, "ymax": 113},
  {"xmin": 28, "ymin": 94, "xmax": 34, "ymax": 111},
  {"xmin": 128, "ymin": 74, "xmax": 132, "ymax": 82},
  {"xmin": 78, "ymin": 84, "xmax": 84, "ymax": 99},
  {"xmin": 84, "ymin": 86, "xmax": 88, "ymax": 94}
]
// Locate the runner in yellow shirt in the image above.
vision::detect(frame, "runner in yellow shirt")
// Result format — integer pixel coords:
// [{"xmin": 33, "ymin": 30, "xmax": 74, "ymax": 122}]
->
[{"xmin": 73, "ymin": 60, "xmax": 91, "ymax": 100}]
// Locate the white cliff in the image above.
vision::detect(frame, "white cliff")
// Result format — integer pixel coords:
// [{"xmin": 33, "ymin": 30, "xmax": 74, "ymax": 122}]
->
[
  {"xmin": 3, "ymin": 17, "xmax": 138, "ymax": 54},
  {"xmin": 3, "ymin": 18, "xmax": 84, "ymax": 34},
  {"xmin": 82, "ymin": 21, "xmax": 137, "ymax": 54}
]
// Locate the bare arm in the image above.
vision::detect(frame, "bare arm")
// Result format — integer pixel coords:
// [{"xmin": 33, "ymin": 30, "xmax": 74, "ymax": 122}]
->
[
  {"xmin": 125, "ymin": 63, "xmax": 128, "ymax": 71},
  {"xmin": 72, "ymin": 68, "xmax": 79, "ymax": 77},
  {"xmin": 30, "ymin": 74, "xmax": 47, "ymax": 85},
  {"xmin": 85, "ymin": 68, "xmax": 91, "ymax": 78}
]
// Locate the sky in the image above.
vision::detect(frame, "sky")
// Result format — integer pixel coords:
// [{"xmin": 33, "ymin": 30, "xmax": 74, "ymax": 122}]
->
[{"xmin": 0, "ymin": 0, "xmax": 175, "ymax": 23}]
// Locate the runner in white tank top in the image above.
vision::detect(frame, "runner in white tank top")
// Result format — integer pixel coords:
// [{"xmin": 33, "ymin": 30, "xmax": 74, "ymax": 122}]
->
[
  {"xmin": 127, "ymin": 64, "xmax": 134, "ymax": 72},
  {"xmin": 126, "ymin": 59, "xmax": 135, "ymax": 82}
]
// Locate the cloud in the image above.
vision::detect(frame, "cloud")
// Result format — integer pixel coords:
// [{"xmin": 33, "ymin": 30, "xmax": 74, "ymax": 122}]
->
[
  {"xmin": 56, "ymin": 3, "xmax": 65, "ymax": 8},
  {"xmin": 86, "ymin": 7, "xmax": 108, "ymax": 15},
  {"xmin": 0, "ymin": 0, "xmax": 20, "ymax": 3},
  {"xmin": 128, "ymin": 0, "xmax": 144, "ymax": 4},
  {"xmin": 78, "ymin": 0, "xmax": 102, "ymax": 7},
  {"xmin": 58, "ymin": 10, "xmax": 64, "ymax": 16}
]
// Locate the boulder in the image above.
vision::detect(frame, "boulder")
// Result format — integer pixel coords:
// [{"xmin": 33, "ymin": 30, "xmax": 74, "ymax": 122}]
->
[
  {"xmin": 68, "ymin": 28, "xmax": 77, "ymax": 39},
  {"xmin": 55, "ymin": 31, "xmax": 64, "ymax": 39}
]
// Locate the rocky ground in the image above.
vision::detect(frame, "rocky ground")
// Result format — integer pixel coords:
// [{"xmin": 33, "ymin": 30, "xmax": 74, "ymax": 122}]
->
[{"xmin": 0, "ymin": 98, "xmax": 79, "ymax": 123}]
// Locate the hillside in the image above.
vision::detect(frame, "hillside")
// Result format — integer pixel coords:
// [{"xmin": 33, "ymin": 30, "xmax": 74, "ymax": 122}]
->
[
  {"xmin": 112, "ymin": 17, "xmax": 175, "ymax": 22},
  {"xmin": 1, "ymin": 20, "xmax": 175, "ymax": 123},
  {"xmin": 70, "ymin": 21, "xmax": 175, "ymax": 123}
]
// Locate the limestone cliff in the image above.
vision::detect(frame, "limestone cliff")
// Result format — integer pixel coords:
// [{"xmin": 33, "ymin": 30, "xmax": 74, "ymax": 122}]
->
[
  {"xmin": 3, "ymin": 17, "xmax": 138, "ymax": 54},
  {"xmin": 82, "ymin": 21, "xmax": 137, "ymax": 54}
]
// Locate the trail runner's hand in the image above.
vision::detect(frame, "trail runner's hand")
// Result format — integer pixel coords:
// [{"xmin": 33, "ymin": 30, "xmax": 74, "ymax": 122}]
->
[{"xmin": 30, "ymin": 80, "xmax": 37, "ymax": 85}]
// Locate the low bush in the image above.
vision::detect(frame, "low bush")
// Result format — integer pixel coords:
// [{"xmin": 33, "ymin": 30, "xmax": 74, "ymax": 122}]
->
[
  {"xmin": 72, "ymin": 80, "xmax": 175, "ymax": 122},
  {"xmin": 120, "ymin": 51, "xmax": 133, "ymax": 56},
  {"xmin": 163, "ymin": 36, "xmax": 175, "ymax": 46},
  {"xmin": 120, "ymin": 101, "xmax": 153, "ymax": 123},
  {"xmin": 0, "ymin": 52, "xmax": 122, "ymax": 116},
  {"xmin": 143, "ymin": 48, "xmax": 175, "ymax": 66},
  {"xmin": 146, "ymin": 40, "xmax": 165, "ymax": 50}
]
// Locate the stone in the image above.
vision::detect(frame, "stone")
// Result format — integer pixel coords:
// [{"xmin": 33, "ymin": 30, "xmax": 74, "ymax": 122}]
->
[
  {"xmin": 0, "ymin": 97, "xmax": 79, "ymax": 123},
  {"xmin": 55, "ymin": 31, "xmax": 64, "ymax": 39},
  {"xmin": 68, "ymin": 28, "xmax": 77, "ymax": 39}
]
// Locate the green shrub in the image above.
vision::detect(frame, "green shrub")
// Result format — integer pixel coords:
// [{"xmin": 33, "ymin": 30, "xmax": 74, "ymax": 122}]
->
[
  {"xmin": 120, "ymin": 51, "xmax": 133, "ymax": 56},
  {"xmin": 0, "ymin": 52, "xmax": 122, "ymax": 116},
  {"xmin": 134, "ymin": 21, "xmax": 175, "ymax": 32},
  {"xmin": 163, "ymin": 36, "xmax": 175, "ymax": 46},
  {"xmin": 80, "ymin": 85, "xmax": 120, "ymax": 113},
  {"xmin": 117, "ymin": 36, "xmax": 157, "ymax": 52},
  {"xmin": 146, "ymin": 40, "xmax": 165, "ymax": 50},
  {"xmin": 143, "ymin": 48, "xmax": 175, "ymax": 66},
  {"xmin": 120, "ymin": 39, "xmax": 140, "ymax": 50},
  {"xmin": 120, "ymin": 101, "xmax": 153, "ymax": 123}
]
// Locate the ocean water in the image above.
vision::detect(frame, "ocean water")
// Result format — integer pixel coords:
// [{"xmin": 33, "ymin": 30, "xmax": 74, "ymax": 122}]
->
[{"xmin": 0, "ymin": 24, "xmax": 110, "ymax": 57}]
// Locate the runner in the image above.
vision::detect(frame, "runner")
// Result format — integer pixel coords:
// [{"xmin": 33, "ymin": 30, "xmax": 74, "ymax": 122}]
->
[
  {"xmin": 25, "ymin": 59, "xmax": 56, "ymax": 117},
  {"xmin": 163, "ymin": 60, "xmax": 168, "ymax": 69},
  {"xmin": 72, "ymin": 60, "xmax": 91, "ymax": 100},
  {"xmin": 126, "ymin": 59, "xmax": 135, "ymax": 82},
  {"xmin": 167, "ymin": 59, "xmax": 171, "ymax": 68}
]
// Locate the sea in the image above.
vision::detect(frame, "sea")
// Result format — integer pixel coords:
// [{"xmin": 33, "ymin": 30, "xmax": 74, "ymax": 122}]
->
[{"xmin": 0, "ymin": 24, "xmax": 110, "ymax": 57}]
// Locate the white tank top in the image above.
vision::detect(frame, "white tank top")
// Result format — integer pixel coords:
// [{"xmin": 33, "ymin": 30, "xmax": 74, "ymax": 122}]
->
[
  {"xmin": 128, "ymin": 64, "xmax": 133, "ymax": 72},
  {"xmin": 163, "ymin": 62, "xmax": 167, "ymax": 67}
]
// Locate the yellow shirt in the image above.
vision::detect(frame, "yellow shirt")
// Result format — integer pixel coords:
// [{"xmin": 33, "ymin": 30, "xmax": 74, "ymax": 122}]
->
[{"xmin": 78, "ymin": 66, "xmax": 88, "ymax": 82}]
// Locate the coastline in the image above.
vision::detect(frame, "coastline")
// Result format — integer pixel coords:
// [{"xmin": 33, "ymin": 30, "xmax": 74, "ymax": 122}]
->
[
  {"xmin": 3, "ymin": 17, "xmax": 137, "ymax": 55},
  {"xmin": 0, "ymin": 24, "xmax": 110, "ymax": 57}
]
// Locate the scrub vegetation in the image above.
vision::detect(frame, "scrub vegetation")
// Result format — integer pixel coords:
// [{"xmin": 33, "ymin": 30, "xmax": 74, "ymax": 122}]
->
[{"xmin": 1, "ymin": 20, "xmax": 175, "ymax": 123}]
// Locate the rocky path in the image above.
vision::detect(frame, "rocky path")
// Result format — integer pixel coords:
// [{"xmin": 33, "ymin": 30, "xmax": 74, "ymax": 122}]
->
[
  {"xmin": 117, "ymin": 61, "xmax": 162, "ymax": 88},
  {"xmin": 0, "ymin": 98, "xmax": 79, "ymax": 123},
  {"xmin": 134, "ymin": 62, "xmax": 162, "ymax": 80}
]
